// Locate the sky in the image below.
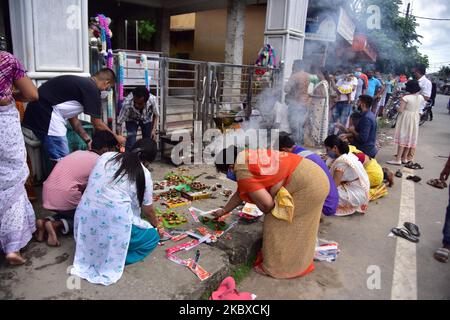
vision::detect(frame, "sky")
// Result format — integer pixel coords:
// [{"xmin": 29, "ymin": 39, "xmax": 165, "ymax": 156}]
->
[{"xmin": 401, "ymin": 0, "xmax": 450, "ymax": 72}]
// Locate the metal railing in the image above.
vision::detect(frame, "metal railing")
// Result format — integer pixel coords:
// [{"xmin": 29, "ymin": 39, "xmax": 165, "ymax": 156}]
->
[
  {"xmin": 107, "ymin": 52, "xmax": 281, "ymax": 145},
  {"xmin": 208, "ymin": 62, "xmax": 281, "ymax": 128}
]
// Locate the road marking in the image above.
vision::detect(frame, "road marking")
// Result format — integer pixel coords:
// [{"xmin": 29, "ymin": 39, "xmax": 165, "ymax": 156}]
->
[{"xmin": 391, "ymin": 168, "xmax": 417, "ymax": 300}]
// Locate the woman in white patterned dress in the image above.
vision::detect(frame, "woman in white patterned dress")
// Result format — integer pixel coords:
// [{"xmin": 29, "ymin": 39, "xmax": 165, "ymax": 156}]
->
[
  {"xmin": 305, "ymin": 67, "xmax": 330, "ymax": 147},
  {"xmin": 0, "ymin": 51, "xmax": 38, "ymax": 265},
  {"xmin": 71, "ymin": 138, "xmax": 163, "ymax": 285}
]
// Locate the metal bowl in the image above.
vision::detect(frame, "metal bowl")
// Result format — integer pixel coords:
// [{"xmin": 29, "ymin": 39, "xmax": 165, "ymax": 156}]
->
[{"xmin": 213, "ymin": 116, "xmax": 236, "ymax": 128}]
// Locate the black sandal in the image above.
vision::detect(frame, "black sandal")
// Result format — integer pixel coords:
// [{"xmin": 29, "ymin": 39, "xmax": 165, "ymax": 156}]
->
[
  {"xmin": 407, "ymin": 175, "xmax": 421, "ymax": 183},
  {"xmin": 395, "ymin": 169, "xmax": 403, "ymax": 178},
  {"xmin": 405, "ymin": 162, "xmax": 424, "ymax": 170},
  {"xmin": 404, "ymin": 222, "xmax": 420, "ymax": 237},
  {"xmin": 391, "ymin": 227, "xmax": 419, "ymax": 243},
  {"xmin": 427, "ymin": 179, "xmax": 447, "ymax": 189}
]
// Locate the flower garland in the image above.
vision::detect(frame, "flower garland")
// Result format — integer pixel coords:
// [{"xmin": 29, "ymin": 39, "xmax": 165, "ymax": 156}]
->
[
  {"xmin": 140, "ymin": 54, "xmax": 150, "ymax": 91},
  {"xmin": 118, "ymin": 51, "xmax": 127, "ymax": 109},
  {"xmin": 107, "ymin": 90, "xmax": 114, "ymax": 122},
  {"xmin": 97, "ymin": 14, "xmax": 113, "ymax": 69}
]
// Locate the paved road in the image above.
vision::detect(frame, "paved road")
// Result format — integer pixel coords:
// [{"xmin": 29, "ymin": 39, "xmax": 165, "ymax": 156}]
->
[
  {"xmin": 1, "ymin": 96, "xmax": 448, "ymax": 300},
  {"xmin": 238, "ymin": 94, "xmax": 450, "ymax": 300}
]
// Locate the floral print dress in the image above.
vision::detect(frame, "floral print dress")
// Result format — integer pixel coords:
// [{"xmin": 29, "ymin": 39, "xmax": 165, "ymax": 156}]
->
[
  {"xmin": 0, "ymin": 51, "xmax": 36, "ymax": 254},
  {"xmin": 71, "ymin": 152, "xmax": 154, "ymax": 285}
]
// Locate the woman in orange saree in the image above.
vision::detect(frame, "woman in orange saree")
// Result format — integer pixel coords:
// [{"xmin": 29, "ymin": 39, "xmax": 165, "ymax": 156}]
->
[{"xmin": 214, "ymin": 147, "xmax": 329, "ymax": 279}]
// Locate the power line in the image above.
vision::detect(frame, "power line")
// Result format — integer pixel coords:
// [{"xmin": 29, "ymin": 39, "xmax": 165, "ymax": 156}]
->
[
  {"xmin": 412, "ymin": 15, "xmax": 450, "ymax": 21},
  {"xmin": 401, "ymin": 11, "xmax": 450, "ymax": 21}
]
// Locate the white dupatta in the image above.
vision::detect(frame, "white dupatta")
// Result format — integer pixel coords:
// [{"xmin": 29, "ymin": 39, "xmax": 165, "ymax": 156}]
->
[{"xmin": 331, "ymin": 153, "xmax": 370, "ymax": 195}]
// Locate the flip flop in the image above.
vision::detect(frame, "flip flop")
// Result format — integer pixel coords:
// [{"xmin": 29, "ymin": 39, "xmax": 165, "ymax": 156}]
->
[
  {"xmin": 210, "ymin": 276, "xmax": 254, "ymax": 300},
  {"xmin": 395, "ymin": 169, "xmax": 403, "ymax": 178},
  {"xmin": 403, "ymin": 222, "xmax": 420, "ymax": 237},
  {"xmin": 391, "ymin": 227, "xmax": 419, "ymax": 243},
  {"xmin": 406, "ymin": 175, "xmax": 421, "ymax": 183},
  {"xmin": 434, "ymin": 248, "xmax": 449, "ymax": 263},
  {"xmin": 427, "ymin": 179, "xmax": 447, "ymax": 189}
]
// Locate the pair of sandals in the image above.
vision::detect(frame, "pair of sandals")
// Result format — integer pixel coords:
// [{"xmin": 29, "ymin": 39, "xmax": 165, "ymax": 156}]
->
[
  {"xmin": 427, "ymin": 179, "xmax": 448, "ymax": 189},
  {"xmin": 391, "ymin": 222, "xmax": 420, "ymax": 243},
  {"xmin": 404, "ymin": 162, "xmax": 424, "ymax": 170}
]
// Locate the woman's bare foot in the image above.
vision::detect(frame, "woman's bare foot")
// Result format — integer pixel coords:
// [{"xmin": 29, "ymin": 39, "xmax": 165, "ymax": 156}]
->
[
  {"xmin": 6, "ymin": 252, "xmax": 27, "ymax": 266},
  {"xmin": 44, "ymin": 221, "xmax": 61, "ymax": 247},
  {"xmin": 35, "ymin": 219, "xmax": 46, "ymax": 242}
]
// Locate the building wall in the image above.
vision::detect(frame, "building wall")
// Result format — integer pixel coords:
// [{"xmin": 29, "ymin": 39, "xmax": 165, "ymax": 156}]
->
[
  {"xmin": 190, "ymin": 5, "xmax": 266, "ymax": 65},
  {"xmin": 170, "ymin": 13, "xmax": 195, "ymax": 31}
]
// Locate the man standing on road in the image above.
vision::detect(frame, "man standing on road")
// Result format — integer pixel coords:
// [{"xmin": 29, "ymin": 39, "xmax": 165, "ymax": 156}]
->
[
  {"xmin": 354, "ymin": 69, "xmax": 366, "ymax": 102},
  {"xmin": 23, "ymin": 68, "xmax": 126, "ymax": 163},
  {"xmin": 413, "ymin": 64, "xmax": 432, "ymax": 114},
  {"xmin": 434, "ymin": 153, "xmax": 450, "ymax": 263},
  {"xmin": 429, "ymin": 81, "xmax": 437, "ymax": 121},
  {"xmin": 355, "ymin": 67, "xmax": 368, "ymax": 93},
  {"xmin": 330, "ymin": 73, "xmax": 358, "ymax": 128},
  {"xmin": 365, "ymin": 70, "xmax": 383, "ymax": 115}
]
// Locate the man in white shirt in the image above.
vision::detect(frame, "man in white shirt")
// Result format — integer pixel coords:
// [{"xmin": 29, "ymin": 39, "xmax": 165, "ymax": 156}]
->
[{"xmin": 413, "ymin": 65, "xmax": 432, "ymax": 114}]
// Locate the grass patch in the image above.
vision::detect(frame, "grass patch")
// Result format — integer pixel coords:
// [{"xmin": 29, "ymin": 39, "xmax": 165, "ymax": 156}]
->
[
  {"xmin": 201, "ymin": 255, "xmax": 257, "ymax": 300},
  {"xmin": 231, "ymin": 255, "xmax": 256, "ymax": 285},
  {"xmin": 377, "ymin": 117, "xmax": 389, "ymax": 129}
]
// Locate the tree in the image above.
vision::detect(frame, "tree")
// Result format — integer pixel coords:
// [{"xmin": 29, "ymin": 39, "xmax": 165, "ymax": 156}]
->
[
  {"xmin": 438, "ymin": 66, "xmax": 450, "ymax": 79},
  {"xmin": 351, "ymin": 0, "xmax": 429, "ymax": 74},
  {"xmin": 138, "ymin": 20, "xmax": 156, "ymax": 42}
]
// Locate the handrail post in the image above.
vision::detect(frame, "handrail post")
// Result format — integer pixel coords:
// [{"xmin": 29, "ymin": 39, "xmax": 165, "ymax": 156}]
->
[{"xmin": 245, "ymin": 66, "xmax": 253, "ymax": 120}]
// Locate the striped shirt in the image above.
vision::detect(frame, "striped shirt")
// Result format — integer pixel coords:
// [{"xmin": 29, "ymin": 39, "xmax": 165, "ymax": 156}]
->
[{"xmin": 117, "ymin": 92, "xmax": 159, "ymax": 125}]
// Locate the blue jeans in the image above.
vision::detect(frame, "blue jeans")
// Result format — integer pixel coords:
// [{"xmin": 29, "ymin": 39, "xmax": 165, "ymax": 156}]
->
[
  {"xmin": 332, "ymin": 101, "xmax": 352, "ymax": 127},
  {"xmin": 46, "ymin": 210, "xmax": 75, "ymax": 235},
  {"xmin": 125, "ymin": 121, "xmax": 152, "ymax": 152},
  {"xmin": 38, "ymin": 135, "xmax": 70, "ymax": 162},
  {"xmin": 443, "ymin": 188, "xmax": 450, "ymax": 246}
]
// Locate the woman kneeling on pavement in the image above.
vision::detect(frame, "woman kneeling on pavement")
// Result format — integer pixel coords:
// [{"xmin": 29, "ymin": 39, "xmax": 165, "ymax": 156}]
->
[
  {"xmin": 349, "ymin": 145, "xmax": 389, "ymax": 201},
  {"xmin": 213, "ymin": 146, "xmax": 329, "ymax": 279},
  {"xmin": 324, "ymin": 135, "xmax": 370, "ymax": 216},
  {"xmin": 71, "ymin": 138, "xmax": 163, "ymax": 285},
  {"xmin": 339, "ymin": 112, "xmax": 391, "ymax": 200}
]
